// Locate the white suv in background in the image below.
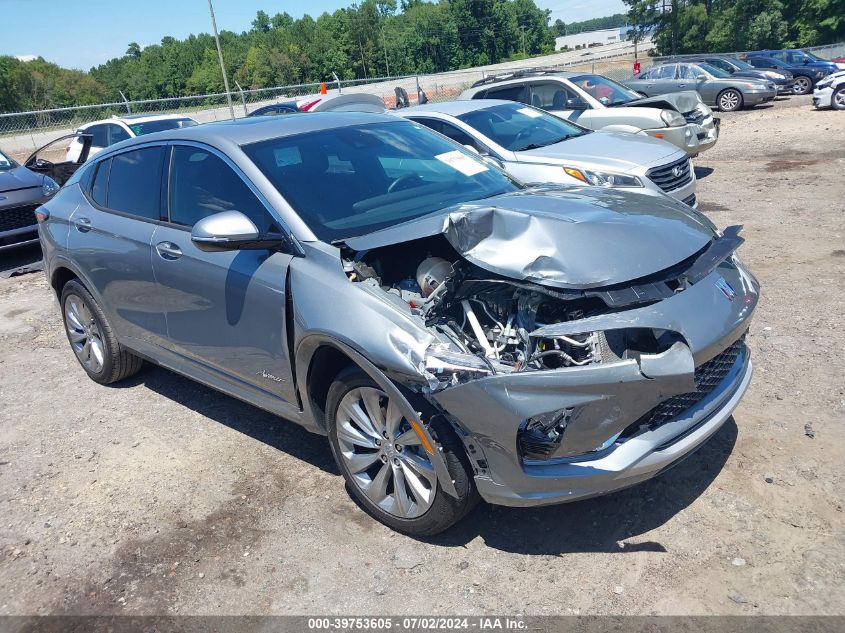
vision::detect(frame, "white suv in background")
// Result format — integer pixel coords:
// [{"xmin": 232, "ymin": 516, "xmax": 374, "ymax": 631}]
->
[
  {"xmin": 65, "ymin": 114, "xmax": 198, "ymax": 161},
  {"xmin": 459, "ymin": 69, "xmax": 719, "ymax": 157}
]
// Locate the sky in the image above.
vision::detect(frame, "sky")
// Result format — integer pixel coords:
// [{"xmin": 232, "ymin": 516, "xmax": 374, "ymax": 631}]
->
[{"xmin": 4, "ymin": 0, "xmax": 626, "ymax": 71}]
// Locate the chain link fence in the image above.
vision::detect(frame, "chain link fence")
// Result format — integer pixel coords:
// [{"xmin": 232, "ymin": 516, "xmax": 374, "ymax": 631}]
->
[
  {"xmin": 1, "ymin": 53, "xmax": 648, "ymax": 163},
  {"xmin": 4, "ymin": 37, "xmax": 844, "ymax": 161}
]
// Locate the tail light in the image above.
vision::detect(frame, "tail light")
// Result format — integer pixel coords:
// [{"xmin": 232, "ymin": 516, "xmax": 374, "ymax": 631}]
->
[{"xmin": 298, "ymin": 99, "xmax": 322, "ymax": 112}]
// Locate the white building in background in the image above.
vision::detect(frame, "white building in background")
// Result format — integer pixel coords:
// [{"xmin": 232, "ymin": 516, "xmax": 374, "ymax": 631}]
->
[{"xmin": 555, "ymin": 26, "xmax": 632, "ymax": 51}]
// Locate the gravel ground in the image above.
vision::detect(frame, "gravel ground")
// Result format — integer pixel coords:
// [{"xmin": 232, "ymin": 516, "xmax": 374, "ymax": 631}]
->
[{"xmin": 0, "ymin": 95, "xmax": 843, "ymax": 616}]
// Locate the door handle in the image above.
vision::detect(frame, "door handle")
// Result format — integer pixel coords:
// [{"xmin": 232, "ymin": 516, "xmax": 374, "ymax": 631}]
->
[
  {"xmin": 155, "ymin": 241, "xmax": 182, "ymax": 260},
  {"xmin": 678, "ymin": 83, "xmax": 687, "ymax": 87},
  {"xmin": 74, "ymin": 217, "xmax": 91, "ymax": 232}
]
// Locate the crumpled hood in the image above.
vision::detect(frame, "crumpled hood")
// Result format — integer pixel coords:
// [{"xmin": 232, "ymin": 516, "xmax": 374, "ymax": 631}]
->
[
  {"xmin": 343, "ymin": 187, "xmax": 716, "ymax": 289},
  {"xmin": 624, "ymin": 90, "xmax": 702, "ymax": 114},
  {"xmin": 0, "ymin": 166, "xmax": 42, "ymax": 193},
  {"xmin": 517, "ymin": 130, "xmax": 681, "ymax": 173}
]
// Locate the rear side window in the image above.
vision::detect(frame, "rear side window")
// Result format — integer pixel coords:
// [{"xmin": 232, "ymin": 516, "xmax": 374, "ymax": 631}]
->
[
  {"xmin": 86, "ymin": 124, "xmax": 109, "ymax": 147},
  {"xmin": 653, "ymin": 65, "xmax": 677, "ymax": 79},
  {"xmin": 483, "ymin": 85, "xmax": 528, "ymax": 104},
  {"xmin": 108, "ymin": 125, "xmax": 131, "ymax": 145},
  {"xmin": 105, "ymin": 147, "xmax": 163, "ymax": 220},
  {"xmin": 168, "ymin": 146, "xmax": 275, "ymax": 232},
  {"xmin": 91, "ymin": 159, "xmax": 110, "ymax": 206}
]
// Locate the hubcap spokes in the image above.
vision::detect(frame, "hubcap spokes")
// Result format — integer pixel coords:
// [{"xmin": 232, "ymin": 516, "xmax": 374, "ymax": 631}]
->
[
  {"xmin": 722, "ymin": 93, "xmax": 738, "ymax": 110},
  {"xmin": 835, "ymin": 91, "xmax": 845, "ymax": 107},
  {"xmin": 64, "ymin": 295, "xmax": 104, "ymax": 373},
  {"xmin": 336, "ymin": 387, "xmax": 437, "ymax": 519}
]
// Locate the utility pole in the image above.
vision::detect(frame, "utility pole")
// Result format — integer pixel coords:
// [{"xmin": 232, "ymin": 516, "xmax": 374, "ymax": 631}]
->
[
  {"xmin": 381, "ymin": 29, "xmax": 391, "ymax": 77},
  {"xmin": 520, "ymin": 25, "xmax": 527, "ymax": 56},
  {"xmin": 207, "ymin": 0, "xmax": 235, "ymax": 120},
  {"xmin": 358, "ymin": 38, "xmax": 368, "ymax": 79}
]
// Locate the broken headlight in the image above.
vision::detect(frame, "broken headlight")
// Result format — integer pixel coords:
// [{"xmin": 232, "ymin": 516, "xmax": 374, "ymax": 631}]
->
[
  {"xmin": 660, "ymin": 109, "xmax": 687, "ymax": 127},
  {"xmin": 563, "ymin": 167, "xmax": 643, "ymax": 188},
  {"xmin": 519, "ymin": 408, "xmax": 622, "ymax": 462}
]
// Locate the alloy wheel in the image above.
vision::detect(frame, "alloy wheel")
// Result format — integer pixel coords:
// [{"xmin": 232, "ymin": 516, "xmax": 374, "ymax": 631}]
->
[
  {"xmin": 834, "ymin": 88, "xmax": 845, "ymax": 109},
  {"xmin": 794, "ymin": 77, "xmax": 811, "ymax": 94},
  {"xmin": 335, "ymin": 387, "xmax": 437, "ymax": 519},
  {"xmin": 64, "ymin": 294, "xmax": 105, "ymax": 374},
  {"xmin": 719, "ymin": 90, "xmax": 740, "ymax": 111}
]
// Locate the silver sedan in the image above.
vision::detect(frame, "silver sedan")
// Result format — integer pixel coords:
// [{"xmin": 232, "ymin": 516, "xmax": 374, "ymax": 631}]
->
[
  {"xmin": 625, "ymin": 62, "xmax": 778, "ymax": 112},
  {"xmin": 394, "ymin": 100, "xmax": 698, "ymax": 207}
]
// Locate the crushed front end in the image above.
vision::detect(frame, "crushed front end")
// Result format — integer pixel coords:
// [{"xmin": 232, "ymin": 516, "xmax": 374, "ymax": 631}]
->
[{"xmin": 341, "ymin": 194, "xmax": 759, "ymax": 507}]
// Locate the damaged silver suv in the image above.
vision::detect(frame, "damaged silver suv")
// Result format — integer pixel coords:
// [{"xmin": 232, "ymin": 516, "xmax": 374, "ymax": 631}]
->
[{"xmin": 39, "ymin": 113, "xmax": 758, "ymax": 535}]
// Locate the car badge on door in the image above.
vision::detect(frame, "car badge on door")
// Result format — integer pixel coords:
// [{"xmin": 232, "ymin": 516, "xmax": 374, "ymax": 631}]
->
[{"xmin": 715, "ymin": 277, "xmax": 737, "ymax": 301}]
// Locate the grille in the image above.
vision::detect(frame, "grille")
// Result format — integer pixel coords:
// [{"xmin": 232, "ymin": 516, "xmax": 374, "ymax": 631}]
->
[
  {"xmin": 0, "ymin": 204, "xmax": 39, "ymax": 233},
  {"xmin": 625, "ymin": 337, "xmax": 746, "ymax": 435},
  {"xmin": 683, "ymin": 109, "xmax": 705, "ymax": 125},
  {"xmin": 646, "ymin": 157, "xmax": 693, "ymax": 193}
]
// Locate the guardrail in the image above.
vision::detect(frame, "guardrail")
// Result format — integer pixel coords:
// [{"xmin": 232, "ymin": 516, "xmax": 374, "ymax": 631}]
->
[{"xmin": 652, "ymin": 42, "xmax": 845, "ymax": 64}]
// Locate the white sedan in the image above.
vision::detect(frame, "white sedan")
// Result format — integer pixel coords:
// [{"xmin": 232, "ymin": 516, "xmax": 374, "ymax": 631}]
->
[{"xmin": 394, "ymin": 100, "xmax": 699, "ymax": 207}]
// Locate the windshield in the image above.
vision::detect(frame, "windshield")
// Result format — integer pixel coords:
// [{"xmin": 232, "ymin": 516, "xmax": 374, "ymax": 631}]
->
[
  {"xmin": 727, "ymin": 57, "xmax": 754, "ymax": 70},
  {"xmin": 243, "ymin": 121, "xmax": 520, "ymax": 242},
  {"xmin": 698, "ymin": 63, "xmax": 732, "ymax": 78},
  {"xmin": 127, "ymin": 118, "xmax": 198, "ymax": 136},
  {"xmin": 569, "ymin": 74, "xmax": 642, "ymax": 105},
  {"xmin": 759, "ymin": 56, "xmax": 788, "ymax": 68},
  {"xmin": 0, "ymin": 149, "xmax": 17, "ymax": 171},
  {"xmin": 457, "ymin": 103, "xmax": 586, "ymax": 152}
]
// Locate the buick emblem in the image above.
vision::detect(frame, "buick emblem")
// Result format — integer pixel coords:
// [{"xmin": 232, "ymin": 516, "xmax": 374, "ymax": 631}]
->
[
  {"xmin": 671, "ymin": 165, "xmax": 684, "ymax": 178},
  {"xmin": 715, "ymin": 277, "xmax": 737, "ymax": 302}
]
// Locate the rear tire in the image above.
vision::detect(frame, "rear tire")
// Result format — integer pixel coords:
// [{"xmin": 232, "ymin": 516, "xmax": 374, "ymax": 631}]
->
[
  {"xmin": 717, "ymin": 88, "xmax": 743, "ymax": 112},
  {"xmin": 60, "ymin": 280, "xmax": 143, "ymax": 385},
  {"xmin": 793, "ymin": 76, "xmax": 812, "ymax": 95},
  {"xmin": 326, "ymin": 366, "xmax": 478, "ymax": 536}
]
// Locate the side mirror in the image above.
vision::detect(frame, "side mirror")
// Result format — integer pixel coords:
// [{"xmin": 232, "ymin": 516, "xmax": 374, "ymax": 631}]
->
[
  {"xmin": 599, "ymin": 96, "xmax": 610, "ymax": 106},
  {"xmin": 463, "ymin": 144, "xmax": 480, "ymax": 155},
  {"xmin": 697, "ymin": 74, "xmax": 708, "ymax": 81},
  {"xmin": 191, "ymin": 210, "xmax": 279, "ymax": 252},
  {"xmin": 566, "ymin": 98, "xmax": 589, "ymax": 110}
]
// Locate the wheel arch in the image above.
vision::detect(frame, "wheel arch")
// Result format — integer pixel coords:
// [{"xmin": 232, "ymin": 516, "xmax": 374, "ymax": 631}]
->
[
  {"xmin": 296, "ymin": 334, "xmax": 460, "ymax": 499},
  {"xmin": 50, "ymin": 265, "xmax": 79, "ymax": 298}
]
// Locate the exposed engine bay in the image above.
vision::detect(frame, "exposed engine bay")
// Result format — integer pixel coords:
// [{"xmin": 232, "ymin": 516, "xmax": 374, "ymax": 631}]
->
[{"xmin": 342, "ymin": 236, "xmax": 685, "ymax": 390}]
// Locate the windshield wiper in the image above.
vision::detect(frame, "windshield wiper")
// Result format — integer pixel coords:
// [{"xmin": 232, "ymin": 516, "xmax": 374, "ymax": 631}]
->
[{"xmin": 516, "ymin": 136, "xmax": 572, "ymax": 151}]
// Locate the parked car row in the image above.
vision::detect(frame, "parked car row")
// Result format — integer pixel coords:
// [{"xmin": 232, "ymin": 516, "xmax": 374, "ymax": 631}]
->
[{"xmin": 625, "ymin": 49, "xmax": 841, "ymax": 110}]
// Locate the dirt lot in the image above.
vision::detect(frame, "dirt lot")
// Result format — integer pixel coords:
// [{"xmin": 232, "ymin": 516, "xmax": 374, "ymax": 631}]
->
[{"xmin": 0, "ymin": 95, "xmax": 843, "ymax": 617}]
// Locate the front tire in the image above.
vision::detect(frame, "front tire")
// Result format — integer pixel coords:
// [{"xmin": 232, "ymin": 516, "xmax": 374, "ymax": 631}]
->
[
  {"xmin": 61, "ymin": 280, "xmax": 143, "ymax": 385},
  {"xmin": 793, "ymin": 76, "xmax": 812, "ymax": 95},
  {"xmin": 717, "ymin": 88, "xmax": 743, "ymax": 112},
  {"xmin": 832, "ymin": 86, "xmax": 845, "ymax": 110},
  {"xmin": 326, "ymin": 366, "xmax": 478, "ymax": 535}
]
